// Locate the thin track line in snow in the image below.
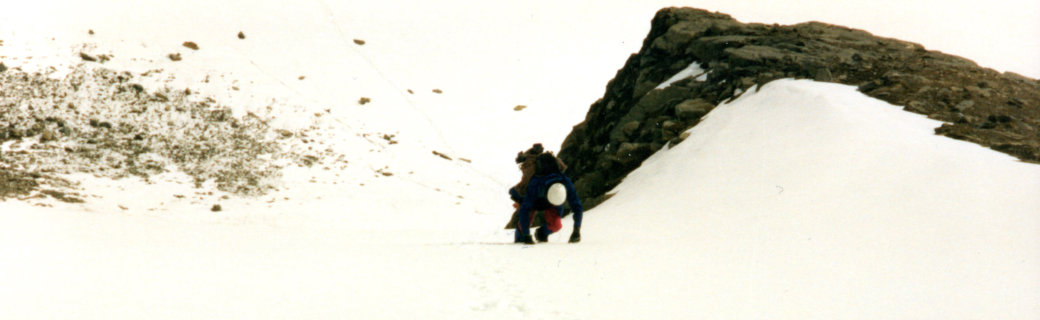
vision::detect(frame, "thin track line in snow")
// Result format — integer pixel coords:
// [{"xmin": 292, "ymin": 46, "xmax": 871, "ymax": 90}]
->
[
  {"xmin": 311, "ymin": 0, "xmax": 511, "ymax": 189},
  {"xmin": 238, "ymin": 43, "xmax": 510, "ymax": 190},
  {"xmin": 313, "ymin": 0, "xmax": 455, "ymax": 154},
  {"xmin": 226, "ymin": 44, "xmax": 390, "ymax": 151},
  {"xmin": 244, "ymin": 59, "xmax": 317, "ymax": 104}
]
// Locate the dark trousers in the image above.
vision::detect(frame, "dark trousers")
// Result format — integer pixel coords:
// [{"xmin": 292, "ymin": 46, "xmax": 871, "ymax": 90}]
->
[{"xmin": 515, "ymin": 207, "xmax": 562, "ymax": 241}]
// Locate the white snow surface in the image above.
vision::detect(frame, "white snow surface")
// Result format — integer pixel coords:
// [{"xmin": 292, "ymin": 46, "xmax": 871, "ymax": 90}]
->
[
  {"xmin": 655, "ymin": 61, "xmax": 708, "ymax": 90},
  {"xmin": 2, "ymin": 1, "xmax": 1040, "ymax": 319}
]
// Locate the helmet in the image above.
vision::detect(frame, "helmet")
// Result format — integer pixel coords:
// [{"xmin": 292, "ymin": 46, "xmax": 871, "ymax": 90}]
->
[{"xmin": 547, "ymin": 182, "xmax": 567, "ymax": 206}]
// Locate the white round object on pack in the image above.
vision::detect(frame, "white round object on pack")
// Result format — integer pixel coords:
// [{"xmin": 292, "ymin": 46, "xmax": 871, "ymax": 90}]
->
[{"xmin": 547, "ymin": 182, "xmax": 567, "ymax": 206}]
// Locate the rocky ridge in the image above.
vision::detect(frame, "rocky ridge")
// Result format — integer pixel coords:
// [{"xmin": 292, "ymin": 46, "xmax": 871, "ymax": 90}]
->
[{"xmin": 559, "ymin": 7, "xmax": 1040, "ymax": 208}]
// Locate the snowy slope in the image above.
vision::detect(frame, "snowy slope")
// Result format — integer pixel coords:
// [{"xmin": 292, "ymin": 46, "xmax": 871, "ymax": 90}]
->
[
  {"xmin": 595, "ymin": 79, "xmax": 1040, "ymax": 318},
  {"xmin": 2, "ymin": 0, "xmax": 1040, "ymax": 319},
  {"xmin": 4, "ymin": 78, "xmax": 1038, "ymax": 319}
]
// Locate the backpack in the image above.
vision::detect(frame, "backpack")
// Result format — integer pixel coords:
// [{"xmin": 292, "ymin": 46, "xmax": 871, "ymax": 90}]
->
[{"xmin": 533, "ymin": 175, "xmax": 567, "ymax": 210}]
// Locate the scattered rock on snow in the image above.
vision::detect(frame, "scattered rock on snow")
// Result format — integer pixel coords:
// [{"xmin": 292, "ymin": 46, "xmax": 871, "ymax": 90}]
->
[
  {"xmin": 88, "ymin": 29, "xmax": 95, "ymax": 35},
  {"xmin": 514, "ymin": 105, "xmax": 527, "ymax": 111},
  {"xmin": 432, "ymin": 89, "xmax": 443, "ymax": 94},
  {"xmin": 168, "ymin": 53, "xmax": 182, "ymax": 61},
  {"xmin": 353, "ymin": 39, "xmax": 366, "ymax": 45},
  {"xmin": 41, "ymin": 189, "xmax": 84, "ymax": 203},
  {"xmin": 0, "ymin": 168, "xmax": 39, "ymax": 200},
  {"xmin": 237, "ymin": 31, "xmax": 246, "ymax": 39},
  {"xmin": 300, "ymin": 155, "xmax": 319, "ymax": 167},
  {"xmin": 358, "ymin": 97, "xmax": 371, "ymax": 105},
  {"xmin": 182, "ymin": 42, "xmax": 199, "ymax": 50},
  {"xmin": 432, "ymin": 150, "xmax": 452, "ymax": 160},
  {"xmin": 381, "ymin": 133, "xmax": 398, "ymax": 144},
  {"xmin": 211, "ymin": 204, "xmax": 222, "ymax": 212},
  {"xmin": 275, "ymin": 129, "xmax": 294, "ymax": 138},
  {"xmin": 0, "ymin": 65, "xmax": 332, "ymax": 197},
  {"xmin": 40, "ymin": 129, "xmax": 57, "ymax": 143},
  {"xmin": 79, "ymin": 52, "xmax": 98, "ymax": 62}
]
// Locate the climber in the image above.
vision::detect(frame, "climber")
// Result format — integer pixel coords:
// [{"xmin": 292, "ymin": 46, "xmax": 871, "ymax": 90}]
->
[{"xmin": 511, "ymin": 152, "xmax": 583, "ymax": 244}]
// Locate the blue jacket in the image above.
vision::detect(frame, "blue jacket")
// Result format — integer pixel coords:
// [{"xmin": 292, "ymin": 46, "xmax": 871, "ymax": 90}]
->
[{"xmin": 510, "ymin": 173, "xmax": 583, "ymax": 228}]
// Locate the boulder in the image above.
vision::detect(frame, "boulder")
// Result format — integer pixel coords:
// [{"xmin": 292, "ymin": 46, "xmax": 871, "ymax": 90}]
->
[
  {"xmin": 724, "ymin": 45, "xmax": 789, "ymax": 66},
  {"xmin": 953, "ymin": 100, "xmax": 975, "ymax": 112},
  {"xmin": 813, "ymin": 67, "xmax": 834, "ymax": 82},
  {"xmin": 674, "ymin": 99, "xmax": 713, "ymax": 120},
  {"xmin": 614, "ymin": 142, "xmax": 653, "ymax": 166},
  {"xmin": 620, "ymin": 121, "xmax": 641, "ymax": 138}
]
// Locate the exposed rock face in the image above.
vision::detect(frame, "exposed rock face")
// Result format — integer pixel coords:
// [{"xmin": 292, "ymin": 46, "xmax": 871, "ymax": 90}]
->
[{"xmin": 559, "ymin": 7, "xmax": 1040, "ymax": 209}]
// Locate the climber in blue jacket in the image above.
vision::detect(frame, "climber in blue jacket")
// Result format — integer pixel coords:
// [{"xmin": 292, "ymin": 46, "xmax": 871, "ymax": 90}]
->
[{"xmin": 512, "ymin": 152, "xmax": 583, "ymax": 244}]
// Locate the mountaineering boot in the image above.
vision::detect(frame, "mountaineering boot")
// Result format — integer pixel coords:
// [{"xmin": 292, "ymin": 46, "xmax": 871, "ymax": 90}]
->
[
  {"xmin": 535, "ymin": 227, "xmax": 550, "ymax": 242},
  {"xmin": 515, "ymin": 232, "xmax": 535, "ymax": 245},
  {"xmin": 518, "ymin": 234, "xmax": 535, "ymax": 245}
]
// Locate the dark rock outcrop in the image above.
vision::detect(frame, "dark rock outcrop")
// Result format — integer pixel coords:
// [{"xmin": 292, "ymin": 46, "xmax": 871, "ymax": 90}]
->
[{"xmin": 559, "ymin": 7, "xmax": 1040, "ymax": 209}]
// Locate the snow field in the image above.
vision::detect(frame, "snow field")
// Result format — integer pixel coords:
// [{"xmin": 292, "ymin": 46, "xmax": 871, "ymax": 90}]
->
[
  {"xmin": 2, "ymin": 0, "xmax": 1039, "ymax": 319},
  {"xmin": 597, "ymin": 79, "xmax": 1040, "ymax": 318},
  {"xmin": 5, "ymin": 79, "xmax": 1038, "ymax": 319}
]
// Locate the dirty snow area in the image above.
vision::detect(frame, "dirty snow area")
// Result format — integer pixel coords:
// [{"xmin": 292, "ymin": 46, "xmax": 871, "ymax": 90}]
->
[{"xmin": 2, "ymin": 0, "xmax": 1040, "ymax": 319}]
